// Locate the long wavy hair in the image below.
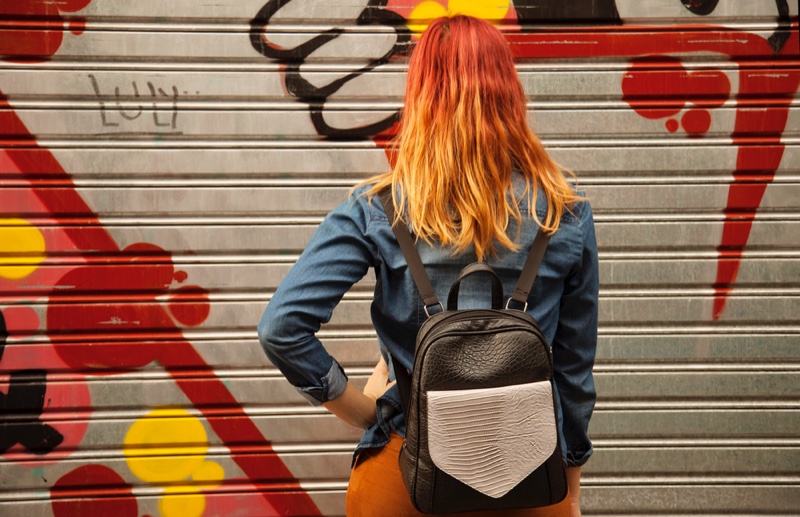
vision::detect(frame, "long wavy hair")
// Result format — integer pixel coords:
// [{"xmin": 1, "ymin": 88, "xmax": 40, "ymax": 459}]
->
[{"xmin": 362, "ymin": 15, "xmax": 580, "ymax": 260}]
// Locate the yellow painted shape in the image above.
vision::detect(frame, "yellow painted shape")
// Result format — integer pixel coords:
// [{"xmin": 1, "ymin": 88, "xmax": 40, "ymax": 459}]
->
[
  {"xmin": 449, "ymin": 0, "xmax": 509, "ymax": 21},
  {"xmin": 124, "ymin": 409, "xmax": 208, "ymax": 483},
  {"xmin": 159, "ymin": 486, "xmax": 206, "ymax": 517},
  {"xmin": 0, "ymin": 219, "xmax": 46, "ymax": 279},
  {"xmin": 191, "ymin": 460, "xmax": 225, "ymax": 488},
  {"xmin": 408, "ymin": 1, "xmax": 447, "ymax": 33}
]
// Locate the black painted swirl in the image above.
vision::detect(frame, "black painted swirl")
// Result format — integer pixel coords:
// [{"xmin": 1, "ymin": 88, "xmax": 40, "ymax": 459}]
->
[
  {"xmin": 0, "ymin": 310, "xmax": 65, "ymax": 455},
  {"xmin": 249, "ymin": 0, "xmax": 410, "ymax": 139}
]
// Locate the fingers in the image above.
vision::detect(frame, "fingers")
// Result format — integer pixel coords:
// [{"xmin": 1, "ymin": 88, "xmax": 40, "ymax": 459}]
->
[{"xmin": 362, "ymin": 356, "xmax": 396, "ymax": 401}]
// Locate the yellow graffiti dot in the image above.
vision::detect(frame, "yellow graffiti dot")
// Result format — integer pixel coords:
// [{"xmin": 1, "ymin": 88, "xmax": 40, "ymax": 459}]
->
[
  {"xmin": 0, "ymin": 219, "xmax": 46, "ymax": 279},
  {"xmin": 191, "ymin": 460, "xmax": 225, "ymax": 488},
  {"xmin": 408, "ymin": 1, "xmax": 447, "ymax": 33},
  {"xmin": 124, "ymin": 409, "xmax": 208, "ymax": 483},
  {"xmin": 160, "ymin": 486, "xmax": 206, "ymax": 517},
  {"xmin": 448, "ymin": 0, "xmax": 509, "ymax": 21}
]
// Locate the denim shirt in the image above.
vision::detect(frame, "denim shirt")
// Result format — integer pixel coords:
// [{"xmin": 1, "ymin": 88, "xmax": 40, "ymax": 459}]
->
[{"xmin": 258, "ymin": 176, "xmax": 599, "ymax": 467}]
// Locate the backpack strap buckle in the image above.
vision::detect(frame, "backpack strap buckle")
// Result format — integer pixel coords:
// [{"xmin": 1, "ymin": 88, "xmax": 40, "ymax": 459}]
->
[
  {"xmin": 424, "ymin": 302, "xmax": 444, "ymax": 318},
  {"xmin": 505, "ymin": 298, "xmax": 528, "ymax": 312}
]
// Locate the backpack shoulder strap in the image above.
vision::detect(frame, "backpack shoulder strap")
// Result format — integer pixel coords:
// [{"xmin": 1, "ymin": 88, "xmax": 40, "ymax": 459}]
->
[
  {"xmin": 378, "ymin": 188, "xmax": 441, "ymax": 312},
  {"xmin": 508, "ymin": 227, "xmax": 551, "ymax": 310},
  {"xmin": 378, "ymin": 187, "xmax": 436, "ymax": 415}
]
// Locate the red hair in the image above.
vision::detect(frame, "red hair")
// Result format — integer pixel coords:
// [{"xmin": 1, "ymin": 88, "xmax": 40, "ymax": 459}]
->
[{"xmin": 363, "ymin": 15, "xmax": 579, "ymax": 260}]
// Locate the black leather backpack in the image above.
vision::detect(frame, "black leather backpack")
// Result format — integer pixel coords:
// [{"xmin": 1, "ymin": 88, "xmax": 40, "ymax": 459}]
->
[{"xmin": 379, "ymin": 189, "xmax": 568, "ymax": 514}]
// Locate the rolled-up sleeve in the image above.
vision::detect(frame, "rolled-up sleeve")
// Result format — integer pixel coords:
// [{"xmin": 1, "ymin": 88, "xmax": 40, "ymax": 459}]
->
[
  {"xmin": 257, "ymin": 194, "xmax": 375, "ymax": 405},
  {"xmin": 552, "ymin": 201, "xmax": 599, "ymax": 467}
]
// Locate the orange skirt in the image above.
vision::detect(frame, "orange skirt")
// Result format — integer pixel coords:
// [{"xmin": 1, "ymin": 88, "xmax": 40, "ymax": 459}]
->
[{"xmin": 346, "ymin": 433, "xmax": 571, "ymax": 517}]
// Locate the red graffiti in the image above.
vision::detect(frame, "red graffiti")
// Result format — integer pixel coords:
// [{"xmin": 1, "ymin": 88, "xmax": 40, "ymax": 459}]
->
[
  {"xmin": 373, "ymin": 12, "xmax": 799, "ymax": 322},
  {"xmin": 1, "ymin": 96, "xmax": 322, "ymax": 515},
  {"xmin": 507, "ymin": 22, "xmax": 800, "ymax": 319},
  {"xmin": 715, "ymin": 86, "xmax": 797, "ymax": 318},
  {"xmin": 622, "ymin": 57, "xmax": 730, "ymax": 118},
  {"xmin": 622, "ymin": 56, "xmax": 730, "ymax": 135},
  {"xmin": 1, "ymin": 306, "xmax": 39, "ymax": 337},
  {"xmin": 371, "ymin": 20, "xmax": 800, "ymax": 318},
  {"xmin": 44, "ymin": 242, "xmax": 210, "ymax": 372},
  {"xmin": 0, "ymin": 0, "xmax": 91, "ymax": 61},
  {"xmin": 680, "ymin": 108, "xmax": 712, "ymax": 135},
  {"xmin": 168, "ymin": 285, "xmax": 211, "ymax": 326},
  {"xmin": 51, "ymin": 465, "xmax": 138, "ymax": 517}
]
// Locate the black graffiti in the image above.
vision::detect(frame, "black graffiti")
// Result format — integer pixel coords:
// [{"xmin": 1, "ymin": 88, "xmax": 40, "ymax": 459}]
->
[
  {"xmin": 249, "ymin": 0, "xmax": 409, "ymax": 138},
  {"xmin": 680, "ymin": 0, "xmax": 790, "ymax": 53},
  {"xmin": 88, "ymin": 74, "xmax": 182, "ymax": 131},
  {"xmin": 514, "ymin": 0, "xmax": 621, "ymax": 24},
  {"xmin": 767, "ymin": 0, "xmax": 791, "ymax": 54},
  {"xmin": 680, "ymin": 0, "xmax": 719, "ymax": 16},
  {"xmin": 250, "ymin": 0, "xmax": 793, "ymax": 139},
  {"xmin": 680, "ymin": 0, "xmax": 789, "ymax": 53},
  {"xmin": 0, "ymin": 372, "xmax": 64, "ymax": 455},
  {"xmin": 0, "ymin": 310, "xmax": 64, "ymax": 455}
]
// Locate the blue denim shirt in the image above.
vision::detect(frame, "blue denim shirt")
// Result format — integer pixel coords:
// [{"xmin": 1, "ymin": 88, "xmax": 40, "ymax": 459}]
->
[{"xmin": 258, "ymin": 175, "xmax": 599, "ymax": 467}]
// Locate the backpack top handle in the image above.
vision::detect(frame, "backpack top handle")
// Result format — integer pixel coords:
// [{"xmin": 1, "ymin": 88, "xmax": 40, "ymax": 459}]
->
[{"xmin": 447, "ymin": 262, "xmax": 504, "ymax": 310}]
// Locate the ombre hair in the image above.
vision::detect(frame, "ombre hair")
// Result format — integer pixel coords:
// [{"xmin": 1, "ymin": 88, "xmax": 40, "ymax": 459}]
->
[{"xmin": 362, "ymin": 15, "xmax": 580, "ymax": 260}]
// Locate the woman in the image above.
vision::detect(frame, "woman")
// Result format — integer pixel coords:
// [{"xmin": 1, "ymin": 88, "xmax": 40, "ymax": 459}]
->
[{"xmin": 258, "ymin": 15, "xmax": 598, "ymax": 517}]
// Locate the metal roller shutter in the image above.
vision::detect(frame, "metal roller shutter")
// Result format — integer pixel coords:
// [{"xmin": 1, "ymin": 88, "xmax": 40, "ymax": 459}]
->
[{"xmin": 0, "ymin": 1, "xmax": 798, "ymax": 515}]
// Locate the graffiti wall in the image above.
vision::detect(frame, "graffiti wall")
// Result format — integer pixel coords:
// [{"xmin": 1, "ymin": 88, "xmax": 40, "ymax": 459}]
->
[{"xmin": 1, "ymin": 0, "xmax": 798, "ymax": 515}]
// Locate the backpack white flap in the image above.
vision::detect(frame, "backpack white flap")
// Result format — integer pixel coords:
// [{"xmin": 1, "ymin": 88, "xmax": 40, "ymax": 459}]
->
[{"xmin": 427, "ymin": 381, "xmax": 557, "ymax": 498}]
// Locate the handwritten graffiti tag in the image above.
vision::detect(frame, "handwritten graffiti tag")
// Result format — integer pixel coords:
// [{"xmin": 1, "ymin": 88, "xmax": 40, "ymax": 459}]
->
[{"xmin": 87, "ymin": 75, "xmax": 189, "ymax": 133}]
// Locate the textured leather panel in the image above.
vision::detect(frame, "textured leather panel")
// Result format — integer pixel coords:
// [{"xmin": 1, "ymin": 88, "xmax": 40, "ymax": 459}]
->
[
  {"xmin": 419, "ymin": 322, "xmax": 552, "ymax": 392},
  {"xmin": 427, "ymin": 381, "xmax": 556, "ymax": 498}
]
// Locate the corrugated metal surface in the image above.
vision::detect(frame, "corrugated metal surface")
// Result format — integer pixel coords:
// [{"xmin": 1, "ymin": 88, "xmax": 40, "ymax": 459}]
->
[{"xmin": 1, "ymin": 1, "xmax": 798, "ymax": 515}]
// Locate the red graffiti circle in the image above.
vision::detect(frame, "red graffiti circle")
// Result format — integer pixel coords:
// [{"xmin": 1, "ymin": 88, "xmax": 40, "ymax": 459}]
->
[
  {"xmin": 51, "ymin": 465, "xmax": 138, "ymax": 517},
  {"xmin": 681, "ymin": 108, "xmax": 713, "ymax": 134},
  {"xmin": 167, "ymin": 285, "xmax": 211, "ymax": 327}
]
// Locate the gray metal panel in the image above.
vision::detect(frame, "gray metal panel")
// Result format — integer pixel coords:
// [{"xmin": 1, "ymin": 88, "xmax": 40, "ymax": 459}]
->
[
  {"xmin": 1, "ymin": 255, "xmax": 796, "ymax": 294},
  {"xmin": 0, "ymin": 371, "xmax": 795, "ymax": 415},
  {"xmin": 4, "ymin": 219, "xmax": 797, "ymax": 255},
  {"xmin": 0, "ymin": 145, "xmax": 792, "ymax": 178},
  {"xmin": 3, "ymin": 447, "xmax": 799, "ymax": 493},
  {"xmin": 3, "ymin": 67, "xmax": 799, "ymax": 106},
  {"xmin": 3, "ymin": 487, "xmax": 799, "ymax": 517},
  {"xmin": 7, "ymin": 107, "xmax": 800, "ymax": 140},
  {"xmin": 4, "ymin": 183, "xmax": 800, "ymax": 216}
]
